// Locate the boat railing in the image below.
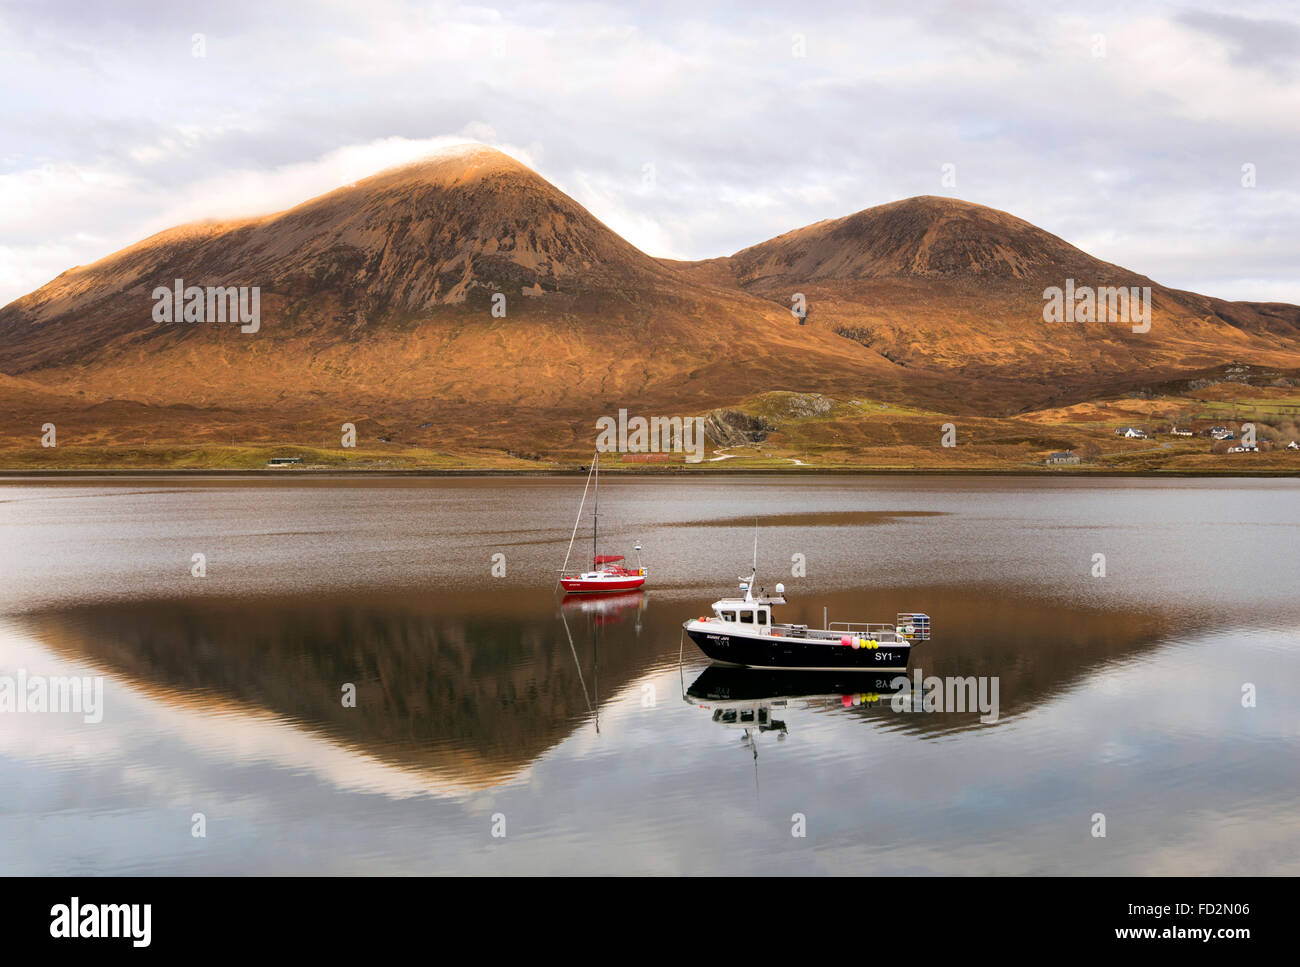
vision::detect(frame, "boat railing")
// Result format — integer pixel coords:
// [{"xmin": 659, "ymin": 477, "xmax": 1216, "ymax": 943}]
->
[
  {"xmin": 770, "ymin": 621, "xmax": 900, "ymax": 642},
  {"xmin": 765, "ymin": 615, "xmax": 931, "ymax": 643},
  {"xmin": 828, "ymin": 621, "xmax": 898, "ymax": 635},
  {"xmin": 771, "ymin": 624, "xmax": 843, "ymax": 640}
]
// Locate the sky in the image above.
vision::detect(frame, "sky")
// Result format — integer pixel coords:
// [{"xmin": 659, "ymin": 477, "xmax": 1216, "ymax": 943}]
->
[{"xmin": 1, "ymin": 0, "xmax": 1297, "ymax": 306}]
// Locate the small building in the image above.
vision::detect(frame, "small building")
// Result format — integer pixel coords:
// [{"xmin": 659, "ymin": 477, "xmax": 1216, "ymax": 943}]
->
[
  {"xmin": 1288, "ymin": 441, "xmax": 1300, "ymax": 451},
  {"xmin": 1227, "ymin": 444, "xmax": 1259, "ymax": 454},
  {"xmin": 267, "ymin": 456, "xmax": 303, "ymax": 466},
  {"xmin": 1116, "ymin": 427, "xmax": 1147, "ymax": 439},
  {"xmin": 1169, "ymin": 426, "xmax": 1193, "ymax": 437},
  {"xmin": 1046, "ymin": 450, "xmax": 1080, "ymax": 465}
]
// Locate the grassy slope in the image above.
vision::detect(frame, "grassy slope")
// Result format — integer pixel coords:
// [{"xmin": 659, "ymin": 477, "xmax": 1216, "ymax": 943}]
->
[{"xmin": 7, "ymin": 383, "xmax": 1297, "ymax": 472}]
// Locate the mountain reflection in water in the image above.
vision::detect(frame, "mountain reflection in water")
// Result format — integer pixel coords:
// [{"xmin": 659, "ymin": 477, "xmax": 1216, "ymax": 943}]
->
[{"xmin": 19, "ymin": 583, "xmax": 1202, "ymax": 784}]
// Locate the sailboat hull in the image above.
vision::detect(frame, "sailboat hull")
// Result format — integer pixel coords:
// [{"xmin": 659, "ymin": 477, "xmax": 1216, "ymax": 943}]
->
[{"xmin": 561, "ymin": 574, "xmax": 646, "ymax": 594}]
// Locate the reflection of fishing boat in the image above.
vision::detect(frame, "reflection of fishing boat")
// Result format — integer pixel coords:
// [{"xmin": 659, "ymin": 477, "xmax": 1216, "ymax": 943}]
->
[
  {"xmin": 700, "ymin": 698, "xmax": 788, "ymax": 737},
  {"xmin": 684, "ymin": 665, "xmax": 905, "ymax": 758},
  {"xmin": 683, "ymin": 665, "xmax": 788, "ymax": 784},
  {"xmin": 560, "ymin": 589, "xmax": 646, "ymax": 628},
  {"xmin": 558, "ymin": 453, "xmax": 646, "ymax": 595},
  {"xmin": 686, "ymin": 664, "xmax": 906, "ymax": 704},
  {"xmin": 683, "ymin": 532, "xmax": 929, "ymax": 671}
]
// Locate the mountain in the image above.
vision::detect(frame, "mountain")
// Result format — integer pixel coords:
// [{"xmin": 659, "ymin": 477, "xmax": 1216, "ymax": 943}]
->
[
  {"xmin": 0, "ymin": 145, "xmax": 907, "ymax": 432},
  {"xmin": 676, "ymin": 195, "xmax": 1300, "ymax": 412},
  {"xmin": 729, "ymin": 195, "xmax": 1116, "ymax": 284},
  {"xmin": 2, "ymin": 145, "xmax": 672, "ymax": 357},
  {"xmin": 1, "ymin": 145, "xmax": 1297, "ymax": 463}
]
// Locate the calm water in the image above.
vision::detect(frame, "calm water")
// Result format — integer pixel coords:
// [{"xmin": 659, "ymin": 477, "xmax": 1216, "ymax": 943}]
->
[{"xmin": 0, "ymin": 474, "xmax": 1297, "ymax": 874}]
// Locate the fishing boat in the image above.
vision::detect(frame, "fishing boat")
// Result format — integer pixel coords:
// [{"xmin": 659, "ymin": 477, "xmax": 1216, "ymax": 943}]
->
[
  {"xmin": 682, "ymin": 533, "xmax": 929, "ymax": 671},
  {"xmin": 558, "ymin": 453, "xmax": 646, "ymax": 595}
]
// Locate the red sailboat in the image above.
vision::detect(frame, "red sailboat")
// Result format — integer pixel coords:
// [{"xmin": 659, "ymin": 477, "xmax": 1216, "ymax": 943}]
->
[{"xmin": 558, "ymin": 453, "xmax": 646, "ymax": 595}]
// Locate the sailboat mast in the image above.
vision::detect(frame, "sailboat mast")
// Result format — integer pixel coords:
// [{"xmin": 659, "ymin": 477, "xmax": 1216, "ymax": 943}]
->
[
  {"xmin": 557, "ymin": 456, "xmax": 596, "ymax": 588},
  {"xmin": 592, "ymin": 453, "xmax": 599, "ymax": 566}
]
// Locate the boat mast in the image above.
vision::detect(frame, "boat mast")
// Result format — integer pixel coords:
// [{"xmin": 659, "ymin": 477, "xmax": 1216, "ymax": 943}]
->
[
  {"xmin": 592, "ymin": 452, "xmax": 599, "ymax": 566},
  {"xmin": 557, "ymin": 457, "xmax": 597, "ymax": 588}
]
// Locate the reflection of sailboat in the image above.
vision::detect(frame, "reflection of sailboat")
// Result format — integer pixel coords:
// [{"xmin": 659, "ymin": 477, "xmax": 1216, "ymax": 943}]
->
[
  {"xmin": 558, "ymin": 600, "xmax": 600, "ymax": 734},
  {"xmin": 559, "ymin": 590, "xmax": 647, "ymax": 629},
  {"xmin": 558, "ymin": 453, "xmax": 646, "ymax": 595},
  {"xmin": 558, "ymin": 588, "xmax": 649, "ymax": 736}
]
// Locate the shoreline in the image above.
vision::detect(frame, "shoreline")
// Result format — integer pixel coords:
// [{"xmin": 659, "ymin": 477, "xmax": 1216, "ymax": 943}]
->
[{"xmin": 2, "ymin": 467, "xmax": 1298, "ymax": 479}]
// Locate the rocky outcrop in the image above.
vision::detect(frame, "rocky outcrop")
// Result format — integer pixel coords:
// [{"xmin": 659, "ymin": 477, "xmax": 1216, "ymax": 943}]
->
[{"xmin": 704, "ymin": 408, "xmax": 774, "ymax": 446}]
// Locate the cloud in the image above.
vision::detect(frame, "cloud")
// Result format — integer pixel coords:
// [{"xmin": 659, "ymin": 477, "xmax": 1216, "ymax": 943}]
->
[
  {"xmin": 1176, "ymin": 9, "xmax": 1300, "ymax": 78},
  {"xmin": 1, "ymin": 0, "xmax": 1297, "ymax": 306},
  {"xmin": 151, "ymin": 134, "xmax": 540, "ymax": 225}
]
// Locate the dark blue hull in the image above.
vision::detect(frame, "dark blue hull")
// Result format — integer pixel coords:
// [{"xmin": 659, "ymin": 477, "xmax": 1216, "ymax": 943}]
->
[{"xmin": 686, "ymin": 626, "xmax": 913, "ymax": 671}]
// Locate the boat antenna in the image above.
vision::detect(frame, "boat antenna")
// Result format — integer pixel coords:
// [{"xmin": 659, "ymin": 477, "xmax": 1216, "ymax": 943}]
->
[
  {"xmin": 748, "ymin": 518, "xmax": 758, "ymax": 601},
  {"xmin": 739, "ymin": 520, "xmax": 759, "ymax": 600}
]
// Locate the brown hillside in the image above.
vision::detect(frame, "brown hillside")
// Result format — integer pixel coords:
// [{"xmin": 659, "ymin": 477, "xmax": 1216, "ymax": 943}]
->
[
  {"xmin": 1, "ymin": 147, "xmax": 1298, "ymax": 461},
  {"xmin": 0, "ymin": 146, "xmax": 909, "ymax": 422},
  {"xmin": 669, "ymin": 196, "xmax": 1300, "ymax": 412}
]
